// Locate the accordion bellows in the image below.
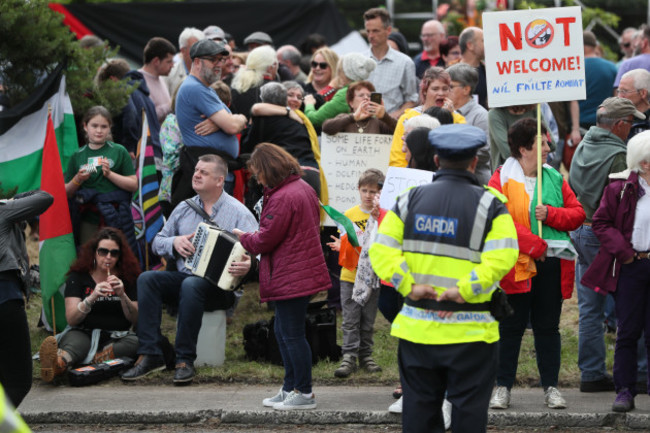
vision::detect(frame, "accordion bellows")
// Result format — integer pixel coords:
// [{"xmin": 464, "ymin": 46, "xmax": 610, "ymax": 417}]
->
[{"xmin": 185, "ymin": 222, "xmax": 248, "ymax": 290}]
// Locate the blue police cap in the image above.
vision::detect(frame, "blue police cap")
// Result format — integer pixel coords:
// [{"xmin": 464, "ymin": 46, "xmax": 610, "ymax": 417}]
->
[{"xmin": 428, "ymin": 124, "xmax": 487, "ymax": 160}]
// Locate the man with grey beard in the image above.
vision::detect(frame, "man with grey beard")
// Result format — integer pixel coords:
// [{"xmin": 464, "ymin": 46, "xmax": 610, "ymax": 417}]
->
[{"xmin": 174, "ymin": 39, "xmax": 247, "ymax": 200}]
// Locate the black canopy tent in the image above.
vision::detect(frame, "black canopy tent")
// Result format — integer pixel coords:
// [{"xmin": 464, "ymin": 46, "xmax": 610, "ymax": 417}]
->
[{"xmin": 64, "ymin": 0, "xmax": 353, "ymax": 64}]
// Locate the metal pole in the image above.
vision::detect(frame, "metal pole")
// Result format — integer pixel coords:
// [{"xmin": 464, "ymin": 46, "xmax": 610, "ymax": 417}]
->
[
  {"xmin": 387, "ymin": 0, "xmax": 394, "ymax": 20},
  {"xmin": 432, "ymin": 0, "xmax": 438, "ymax": 19}
]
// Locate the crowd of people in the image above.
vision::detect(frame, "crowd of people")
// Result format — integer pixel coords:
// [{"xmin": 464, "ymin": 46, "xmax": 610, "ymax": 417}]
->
[{"xmin": 2, "ymin": 6, "xmax": 650, "ymax": 433}]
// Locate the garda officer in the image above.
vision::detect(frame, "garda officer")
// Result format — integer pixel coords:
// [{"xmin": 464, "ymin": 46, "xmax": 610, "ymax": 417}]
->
[
  {"xmin": 369, "ymin": 124, "xmax": 518, "ymax": 433},
  {"xmin": 0, "ymin": 384, "xmax": 30, "ymax": 433}
]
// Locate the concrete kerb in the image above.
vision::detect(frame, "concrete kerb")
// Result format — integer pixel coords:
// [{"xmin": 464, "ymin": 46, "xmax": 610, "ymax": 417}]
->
[{"xmin": 20, "ymin": 410, "xmax": 650, "ymax": 428}]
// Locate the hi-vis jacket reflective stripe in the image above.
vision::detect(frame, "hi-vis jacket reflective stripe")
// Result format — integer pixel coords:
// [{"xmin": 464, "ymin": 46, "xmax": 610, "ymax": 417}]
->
[
  {"xmin": 0, "ymin": 386, "xmax": 30, "ymax": 433},
  {"xmin": 369, "ymin": 170, "xmax": 518, "ymax": 345}
]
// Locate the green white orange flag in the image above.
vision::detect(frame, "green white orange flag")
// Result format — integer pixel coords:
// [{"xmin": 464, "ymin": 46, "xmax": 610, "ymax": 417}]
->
[
  {"xmin": 320, "ymin": 203, "xmax": 361, "ymax": 271},
  {"xmin": 0, "ymin": 66, "xmax": 77, "ymax": 193},
  {"xmin": 39, "ymin": 113, "xmax": 76, "ymax": 333}
]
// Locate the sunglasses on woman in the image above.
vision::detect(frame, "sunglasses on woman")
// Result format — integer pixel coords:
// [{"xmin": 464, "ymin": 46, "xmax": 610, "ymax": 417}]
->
[
  {"xmin": 97, "ymin": 248, "xmax": 121, "ymax": 257},
  {"xmin": 311, "ymin": 61, "xmax": 328, "ymax": 70}
]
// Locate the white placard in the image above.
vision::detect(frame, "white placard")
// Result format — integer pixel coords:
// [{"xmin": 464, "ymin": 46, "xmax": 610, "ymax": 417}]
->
[
  {"xmin": 379, "ymin": 166, "xmax": 434, "ymax": 210},
  {"xmin": 483, "ymin": 6, "xmax": 586, "ymax": 107},
  {"xmin": 321, "ymin": 132, "xmax": 391, "ymax": 226}
]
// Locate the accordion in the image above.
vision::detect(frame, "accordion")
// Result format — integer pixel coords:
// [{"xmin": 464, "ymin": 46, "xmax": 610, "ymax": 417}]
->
[{"xmin": 185, "ymin": 222, "xmax": 248, "ymax": 291}]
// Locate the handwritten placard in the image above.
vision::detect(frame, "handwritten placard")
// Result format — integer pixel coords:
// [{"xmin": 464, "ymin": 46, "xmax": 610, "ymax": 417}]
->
[
  {"xmin": 379, "ymin": 166, "xmax": 434, "ymax": 211},
  {"xmin": 321, "ymin": 132, "xmax": 391, "ymax": 226},
  {"xmin": 483, "ymin": 6, "xmax": 585, "ymax": 107}
]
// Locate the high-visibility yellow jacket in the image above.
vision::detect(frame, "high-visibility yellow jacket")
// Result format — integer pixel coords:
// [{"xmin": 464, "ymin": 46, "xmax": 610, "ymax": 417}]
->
[
  {"xmin": 369, "ymin": 169, "xmax": 518, "ymax": 345},
  {"xmin": 0, "ymin": 385, "xmax": 31, "ymax": 433}
]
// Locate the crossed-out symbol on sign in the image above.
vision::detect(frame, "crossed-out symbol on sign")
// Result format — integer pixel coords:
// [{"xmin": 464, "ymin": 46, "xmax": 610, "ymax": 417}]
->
[{"xmin": 525, "ymin": 19, "xmax": 554, "ymax": 48}]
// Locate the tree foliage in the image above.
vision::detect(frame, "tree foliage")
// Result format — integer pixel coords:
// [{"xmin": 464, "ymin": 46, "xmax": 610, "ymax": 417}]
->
[{"xmin": 0, "ymin": 0, "xmax": 135, "ymax": 117}]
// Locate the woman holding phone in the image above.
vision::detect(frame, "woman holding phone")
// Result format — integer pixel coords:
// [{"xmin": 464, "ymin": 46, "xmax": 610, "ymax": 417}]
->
[{"xmin": 322, "ymin": 81, "xmax": 396, "ymax": 135}]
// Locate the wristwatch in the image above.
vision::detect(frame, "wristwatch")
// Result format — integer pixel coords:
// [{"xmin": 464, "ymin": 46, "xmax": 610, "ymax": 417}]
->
[{"xmin": 285, "ymin": 106, "xmax": 291, "ymax": 117}]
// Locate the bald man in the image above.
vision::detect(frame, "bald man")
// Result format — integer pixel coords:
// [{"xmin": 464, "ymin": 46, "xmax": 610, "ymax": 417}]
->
[{"xmin": 413, "ymin": 20, "xmax": 446, "ymax": 79}]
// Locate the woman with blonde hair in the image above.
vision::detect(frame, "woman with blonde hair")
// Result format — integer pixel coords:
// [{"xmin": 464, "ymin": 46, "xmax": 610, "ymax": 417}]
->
[
  {"xmin": 304, "ymin": 47, "xmax": 340, "ymax": 104},
  {"xmin": 230, "ymin": 45, "xmax": 278, "ymax": 117}
]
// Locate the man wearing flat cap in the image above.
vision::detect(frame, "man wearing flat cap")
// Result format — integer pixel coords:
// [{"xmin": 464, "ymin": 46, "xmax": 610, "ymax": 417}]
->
[
  {"xmin": 173, "ymin": 39, "xmax": 247, "ymax": 206},
  {"xmin": 369, "ymin": 124, "xmax": 518, "ymax": 433},
  {"xmin": 569, "ymin": 96, "xmax": 646, "ymax": 394}
]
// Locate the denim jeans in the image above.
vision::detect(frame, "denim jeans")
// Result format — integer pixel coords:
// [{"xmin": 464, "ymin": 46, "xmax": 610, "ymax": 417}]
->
[
  {"xmin": 274, "ymin": 295, "xmax": 312, "ymax": 394},
  {"xmin": 496, "ymin": 257, "xmax": 563, "ymax": 389},
  {"xmin": 136, "ymin": 271, "xmax": 234, "ymax": 364},
  {"xmin": 572, "ymin": 224, "xmax": 609, "ymax": 382}
]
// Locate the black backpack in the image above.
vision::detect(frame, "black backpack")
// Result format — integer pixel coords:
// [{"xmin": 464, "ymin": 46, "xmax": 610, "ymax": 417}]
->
[{"xmin": 243, "ymin": 301, "xmax": 341, "ymax": 365}]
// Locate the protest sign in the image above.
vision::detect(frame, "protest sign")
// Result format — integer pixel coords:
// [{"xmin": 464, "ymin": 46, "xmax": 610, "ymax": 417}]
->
[
  {"xmin": 321, "ymin": 132, "xmax": 391, "ymax": 226},
  {"xmin": 379, "ymin": 166, "xmax": 434, "ymax": 210},
  {"xmin": 483, "ymin": 6, "xmax": 585, "ymax": 107}
]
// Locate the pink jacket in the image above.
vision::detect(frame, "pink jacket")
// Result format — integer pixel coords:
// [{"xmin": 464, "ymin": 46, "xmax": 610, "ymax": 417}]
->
[{"xmin": 239, "ymin": 174, "xmax": 330, "ymax": 302}]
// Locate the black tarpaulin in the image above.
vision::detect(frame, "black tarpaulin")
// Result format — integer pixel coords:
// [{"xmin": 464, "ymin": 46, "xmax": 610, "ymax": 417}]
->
[{"xmin": 64, "ymin": 0, "xmax": 352, "ymax": 64}]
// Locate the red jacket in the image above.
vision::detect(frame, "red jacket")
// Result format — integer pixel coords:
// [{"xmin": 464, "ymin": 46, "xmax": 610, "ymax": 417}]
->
[
  {"xmin": 489, "ymin": 167, "xmax": 585, "ymax": 299},
  {"xmin": 239, "ymin": 174, "xmax": 330, "ymax": 302}
]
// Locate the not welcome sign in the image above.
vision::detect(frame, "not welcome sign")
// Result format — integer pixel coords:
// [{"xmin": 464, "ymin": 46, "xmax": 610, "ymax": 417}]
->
[{"xmin": 483, "ymin": 6, "xmax": 586, "ymax": 107}]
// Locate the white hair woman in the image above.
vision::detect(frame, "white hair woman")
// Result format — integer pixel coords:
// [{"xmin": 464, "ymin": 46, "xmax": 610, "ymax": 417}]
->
[
  {"xmin": 582, "ymin": 130, "xmax": 650, "ymax": 412},
  {"xmin": 230, "ymin": 45, "xmax": 278, "ymax": 117}
]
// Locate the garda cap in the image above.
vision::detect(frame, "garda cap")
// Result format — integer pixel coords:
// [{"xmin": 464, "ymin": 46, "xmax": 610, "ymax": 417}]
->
[{"xmin": 428, "ymin": 124, "xmax": 487, "ymax": 160}]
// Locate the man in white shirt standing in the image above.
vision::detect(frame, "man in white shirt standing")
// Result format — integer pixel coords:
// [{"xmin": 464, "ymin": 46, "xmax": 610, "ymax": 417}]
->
[{"xmin": 363, "ymin": 8, "xmax": 418, "ymax": 119}]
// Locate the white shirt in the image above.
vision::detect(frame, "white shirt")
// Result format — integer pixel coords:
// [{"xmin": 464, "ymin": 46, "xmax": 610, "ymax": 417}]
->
[{"xmin": 632, "ymin": 176, "xmax": 650, "ymax": 251}]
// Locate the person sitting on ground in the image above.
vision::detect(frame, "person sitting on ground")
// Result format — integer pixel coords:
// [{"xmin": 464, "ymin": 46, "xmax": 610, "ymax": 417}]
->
[
  {"xmin": 39, "ymin": 227, "xmax": 140, "ymax": 382},
  {"xmin": 321, "ymin": 80, "xmax": 397, "ymax": 135}
]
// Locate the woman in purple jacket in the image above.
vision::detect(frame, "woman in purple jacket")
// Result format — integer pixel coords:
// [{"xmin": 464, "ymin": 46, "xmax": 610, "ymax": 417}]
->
[
  {"xmin": 583, "ymin": 130, "xmax": 650, "ymax": 412},
  {"xmin": 234, "ymin": 143, "xmax": 330, "ymax": 411}
]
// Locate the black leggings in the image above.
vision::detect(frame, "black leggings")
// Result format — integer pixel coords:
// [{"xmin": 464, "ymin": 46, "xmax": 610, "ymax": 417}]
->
[{"xmin": 0, "ymin": 298, "xmax": 32, "ymax": 407}]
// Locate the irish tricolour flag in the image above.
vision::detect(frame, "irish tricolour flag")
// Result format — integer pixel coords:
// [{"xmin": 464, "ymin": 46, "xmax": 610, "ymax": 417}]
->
[
  {"xmin": 321, "ymin": 203, "xmax": 361, "ymax": 271},
  {"xmin": 0, "ymin": 66, "xmax": 77, "ymax": 332},
  {"xmin": 0, "ymin": 66, "xmax": 77, "ymax": 193}
]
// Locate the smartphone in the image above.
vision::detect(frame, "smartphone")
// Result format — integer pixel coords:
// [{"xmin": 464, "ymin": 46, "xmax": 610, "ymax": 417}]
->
[{"xmin": 370, "ymin": 92, "xmax": 382, "ymax": 104}]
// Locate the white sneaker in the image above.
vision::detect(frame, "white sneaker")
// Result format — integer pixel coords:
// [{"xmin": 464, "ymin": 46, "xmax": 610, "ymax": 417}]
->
[
  {"xmin": 388, "ymin": 396, "xmax": 403, "ymax": 413},
  {"xmin": 544, "ymin": 386, "xmax": 567, "ymax": 409},
  {"xmin": 442, "ymin": 398, "xmax": 451, "ymax": 430},
  {"xmin": 489, "ymin": 386, "xmax": 510, "ymax": 409},
  {"xmin": 263, "ymin": 387, "xmax": 288, "ymax": 407},
  {"xmin": 273, "ymin": 390, "xmax": 317, "ymax": 410}
]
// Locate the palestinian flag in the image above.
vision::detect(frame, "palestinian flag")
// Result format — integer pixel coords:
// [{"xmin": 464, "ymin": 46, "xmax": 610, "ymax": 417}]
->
[
  {"xmin": 321, "ymin": 203, "xmax": 360, "ymax": 271},
  {"xmin": 40, "ymin": 113, "xmax": 76, "ymax": 333},
  {"xmin": 0, "ymin": 64, "xmax": 77, "ymax": 193}
]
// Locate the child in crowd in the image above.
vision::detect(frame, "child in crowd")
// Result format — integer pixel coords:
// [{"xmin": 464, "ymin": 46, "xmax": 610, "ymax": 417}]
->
[
  {"xmin": 64, "ymin": 106, "xmax": 138, "ymax": 247},
  {"xmin": 328, "ymin": 168, "xmax": 385, "ymax": 378}
]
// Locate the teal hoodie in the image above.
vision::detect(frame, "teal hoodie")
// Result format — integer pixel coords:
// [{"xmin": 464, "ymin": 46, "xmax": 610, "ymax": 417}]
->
[{"xmin": 568, "ymin": 126, "xmax": 627, "ymax": 220}]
